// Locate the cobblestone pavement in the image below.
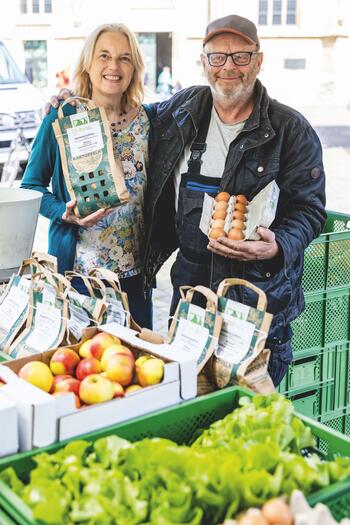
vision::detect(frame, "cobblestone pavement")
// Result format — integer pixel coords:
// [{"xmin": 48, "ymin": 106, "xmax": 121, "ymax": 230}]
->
[{"xmin": 31, "ymin": 105, "xmax": 350, "ymax": 335}]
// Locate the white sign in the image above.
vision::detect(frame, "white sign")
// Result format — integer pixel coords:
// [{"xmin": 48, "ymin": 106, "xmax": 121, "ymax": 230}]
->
[
  {"xmin": 105, "ymin": 298, "xmax": 127, "ymax": 326},
  {"xmin": 171, "ymin": 318, "xmax": 209, "ymax": 362},
  {"xmin": 0, "ymin": 287, "xmax": 29, "ymax": 331},
  {"xmin": 25, "ymin": 303, "xmax": 62, "ymax": 352},
  {"xmin": 68, "ymin": 303, "xmax": 90, "ymax": 341},
  {"xmin": 215, "ymin": 316, "xmax": 255, "ymax": 364},
  {"xmin": 67, "ymin": 120, "xmax": 103, "ymax": 159}
]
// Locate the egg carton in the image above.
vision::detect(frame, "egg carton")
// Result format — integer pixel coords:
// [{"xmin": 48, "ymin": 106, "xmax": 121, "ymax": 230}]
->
[{"xmin": 199, "ymin": 180, "xmax": 280, "ymax": 241}]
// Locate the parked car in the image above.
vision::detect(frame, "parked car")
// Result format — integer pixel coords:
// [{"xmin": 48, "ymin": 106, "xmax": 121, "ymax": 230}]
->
[{"xmin": 0, "ymin": 41, "xmax": 42, "ymax": 168}]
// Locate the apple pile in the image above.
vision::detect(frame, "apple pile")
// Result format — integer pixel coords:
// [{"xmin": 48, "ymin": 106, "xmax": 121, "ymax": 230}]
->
[{"xmin": 17, "ymin": 332, "xmax": 165, "ymax": 407}]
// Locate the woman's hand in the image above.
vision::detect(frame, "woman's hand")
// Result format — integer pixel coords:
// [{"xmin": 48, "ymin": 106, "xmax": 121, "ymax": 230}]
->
[
  {"xmin": 62, "ymin": 200, "xmax": 113, "ymax": 229},
  {"xmin": 44, "ymin": 88, "xmax": 75, "ymax": 115}
]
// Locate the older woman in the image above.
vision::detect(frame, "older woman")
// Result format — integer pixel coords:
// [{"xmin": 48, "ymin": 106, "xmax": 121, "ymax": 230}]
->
[{"xmin": 21, "ymin": 23, "xmax": 152, "ymax": 328}]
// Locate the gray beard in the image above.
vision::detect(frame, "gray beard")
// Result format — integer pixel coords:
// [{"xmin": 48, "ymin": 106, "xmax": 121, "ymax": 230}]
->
[{"xmin": 211, "ymin": 81, "xmax": 255, "ymax": 107}]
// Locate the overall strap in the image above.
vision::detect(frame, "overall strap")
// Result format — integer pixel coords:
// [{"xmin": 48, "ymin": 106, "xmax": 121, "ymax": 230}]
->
[{"xmin": 187, "ymin": 107, "xmax": 212, "ymax": 175}]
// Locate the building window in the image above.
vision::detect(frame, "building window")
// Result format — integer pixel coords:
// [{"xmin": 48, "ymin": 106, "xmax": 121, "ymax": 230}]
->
[
  {"xmin": 286, "ymin": 0, "xmax": 296, "ymax": 24},
  {"xmin": 258, "ymin": 0, "xmax": 268, "ymax": 25},
  {"xmin": 44, "ymin": 0, "xmax": 52, "ymax": 13},
  {"xmin": 20, "ymin": 0, "xmax": 27, "ymax": 13},
  {"xmin": 272, "ymin": 0, "xmax": 282, "ymax": 25},
  {"xmin": 284, "ymin": 58, "xmax": 305, "ymax": 69},
  {"xmin": 258, "ymin": 0, "xmax": 297, "ymax": 26},
  {"xmin": 32, "ymin": 0, "xmax": 39, "ymax": 13}
]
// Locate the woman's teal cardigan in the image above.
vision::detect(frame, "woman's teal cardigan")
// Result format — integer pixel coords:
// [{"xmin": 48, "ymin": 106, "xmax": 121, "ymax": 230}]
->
[{"xmin": 21, "ymin": 104, "xmax": 78, "ymax": 274}]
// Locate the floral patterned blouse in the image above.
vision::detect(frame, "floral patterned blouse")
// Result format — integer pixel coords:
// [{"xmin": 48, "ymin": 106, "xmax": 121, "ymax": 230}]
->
[{"xmin": 73, "ymin": 107, "xmax": 149, "ymax": 279}]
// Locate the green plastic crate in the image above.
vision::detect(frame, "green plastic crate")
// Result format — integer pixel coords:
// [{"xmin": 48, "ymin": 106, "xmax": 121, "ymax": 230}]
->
[
  {"xmin": 318, "ymin": 410, "xmax": 347, "ymax": 455},
  {"xmin": 321, "ymin": 342, "xmax": 350, "ymax": 415},
  {"xmin": 292, "ymin": 287, "xmax": 350, "ymax": 353},
  {"xmin": 307, "ymin": 479, "xmax": 350, "ymax": 521},
  {"xmin": 286, "ymin": 387, "xmax": 322, "ymax": 418},
  {"xmin": 0, "ymin": 508, "xmax": 15, "ymax": 524},
  {"xmin": 287, "ymin": 353, "xmax": 322, "ymax": 390},
  {"xmin": 1, "ymin": 387, "xmax": 350, "ymax": 524},
  {"xmin": 302, "ymin": 211, "xmax": 350, "ymax": 293},
  {"xmin": 291, "ymin": 292, "xmax": 324, "ymax": 352},
  {"xmin": 324, "ymin": 287, "xmax": 350, "ymax": 344}
]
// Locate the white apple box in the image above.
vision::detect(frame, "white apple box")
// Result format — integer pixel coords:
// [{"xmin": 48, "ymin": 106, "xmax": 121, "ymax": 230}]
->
[
  {"xmin": 58, "ymin": 323, "xmax": 197, "ymax": 441},
  {"xmin": 0, "ymin": 390, "xmax": 18, "ymax": 457},
  {"xmin": 0, "ymin": 324, "xmax": 197, "ymax": 449},
  {"xmin": 0, "ymin": 363, "xmax": 62, "ymax": 451}
]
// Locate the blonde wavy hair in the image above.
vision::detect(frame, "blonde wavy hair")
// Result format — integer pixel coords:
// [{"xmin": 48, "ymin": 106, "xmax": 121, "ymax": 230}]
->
[{"xmin": 72, "ymin": 23, "xmax": 144, "ymax": 110}]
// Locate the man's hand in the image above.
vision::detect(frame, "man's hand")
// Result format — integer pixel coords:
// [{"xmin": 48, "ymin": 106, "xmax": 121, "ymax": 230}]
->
[
  {"xmin": 62, "ymin": 200, "xmax": 113, "ymax": 229},
  {"xmin": 208, "ymin": 226, "xmax": 279, "ymax": 261},
  {"xmin": 44, "ymin": 88, "xmax": 75, "ymax": 115}
]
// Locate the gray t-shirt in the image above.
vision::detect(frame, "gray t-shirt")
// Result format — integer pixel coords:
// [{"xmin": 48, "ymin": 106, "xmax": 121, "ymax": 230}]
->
[{"xmin": 174, "ymin": 106, "xmax": 246, "ymax": 208}]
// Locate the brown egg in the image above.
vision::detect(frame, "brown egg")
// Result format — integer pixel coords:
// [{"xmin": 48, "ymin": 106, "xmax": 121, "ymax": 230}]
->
[
  {"xmin": 215, "ymin": 191, "xmax": 231, "ymax": 202},
  {"xmin": 236, "ymin": 194, "xmax": 248, "ymax": 205},
  {"xmin": 212, "ymin": 209, "xmax": 227, "ymax": 220},
  {"xmin": 209, "ymin": 228, "xmax": 226, "ymax": 239},
  {"xmin": 211, "ymin": 219, "xmax": 225, "ymax": 229},
  {"xmin": 234, "ymin": 202, "xmax": 247, "ymax": 213},
  {"xmin": 231, "ymin": 219, "xmax": 245, "ymax": 230},
  {"xmin": 228, "ymin": 228, "xmax": 244, "ymax": 240},
  {"xmin": 215, "ymin": 201, "xmax": 229, "ymax": 211},
  {"xmin": 232, "ymin": 209, "xmax": 245, "ymax": 221}
]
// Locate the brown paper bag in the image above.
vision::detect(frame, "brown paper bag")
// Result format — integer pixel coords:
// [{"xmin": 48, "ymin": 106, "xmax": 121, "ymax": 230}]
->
[
  {"xmin": 8, "ymin": 283, "xmax": 68, "ymax": 358},
  {"xmin": 210, "ymin": 278, "xmax": 274, "ymax": 394},
  {"xmin": 53, "ymin": 97, "xmax": 129, "ymax": 217},
  {"xmin": 168, "ymin": 285, "xmax": 223, "ymax": 395},
  {"xmin": 89, "ymin": 267, "xmax": 131, "ymax": 327}
]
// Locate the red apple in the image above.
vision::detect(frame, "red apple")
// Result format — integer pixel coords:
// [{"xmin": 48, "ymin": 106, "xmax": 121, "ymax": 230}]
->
[
  {"xmin": 54, "ymin": 377, "xmax": 81, "ymax": 396},
  {"xmin": 50, "ymin": 374, "xmax": 72, "ymax": 394},
  {"xmin": 78, "ymin": 339, "xmax": 93, "ymax": 358},
  {"xmin": 18, "ymin": 361, "xmax": 54, "ymax": 392},
  {"xmin": 79, "ymin": 374, "xmax": 114, "ymax": 405},
  {"xmin": 111, "ymin": 381, "xmax": 125, "ymax": 398},
  {"xmin": 100, "ymin": 344, "xmax": 133, "ymax": 371},
  {"xmin": 106, "ymin": 353, "xmax": 134, "ymax": 386},
  {"xmin": 75, "ymin": 357, "xmax": 102, "ymax": 381},
  {"xmin": 90, "ymin": 332, "xmax": 120, "ymax": 360},
  {"xmin": 50, "ymin": 348, "xmax": 80, "ymax": 376},
  {"xmin": 52, "ymin": 391, "xmax": 81, "ymax": 408}
]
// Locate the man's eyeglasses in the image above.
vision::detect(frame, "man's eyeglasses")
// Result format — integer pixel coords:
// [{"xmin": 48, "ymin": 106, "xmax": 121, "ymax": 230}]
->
[{"xmin": 206, "ymin": 51, "xmax": 259, "ymax": 67}]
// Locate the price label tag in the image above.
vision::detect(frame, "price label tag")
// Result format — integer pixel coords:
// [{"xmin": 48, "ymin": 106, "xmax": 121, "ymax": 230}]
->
[
  {"xmin": 67, "ymin": 120, "xmax": 103, "ymax": 158},
  {"xmin": 68, "ymin": 303, "xmax": 90, "ymax": 341},
  {"xmin": 0, "ymin": 287, "xmax": 29, "ymax": 331},
  {"xmin": 215, "ymin": 316, "xmax": 255, "ymax": 364},
  {"xmin": 171, "ymin": 318, "xmax": 209, "ymax": 362},
  {"xmin": 26, "ymin": 303, "xmax": 62, "ymax": 352},
  {"xmin": 105, "ymin": 298, "xmax": 126, "ymax": 326}
]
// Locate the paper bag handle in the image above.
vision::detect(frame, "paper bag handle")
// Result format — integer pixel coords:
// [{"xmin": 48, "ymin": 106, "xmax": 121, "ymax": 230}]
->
[
  {"xmin": 65, "ymin": 271, "xmax": 106, "ymax": 298},
  {"xmin": 179, "ymin": 285, "xmax": 218, "ymax": 312},
  {"xmin": 216, "ymin": 278, "xmax": 267, "ymax": 311},
  {"xmin": 58, "ymin": 97, "xmax": 97, "ymax": 118},
  {"xmin": 88, "ymin": 267, "xmax": 122, "ymax": 293}
]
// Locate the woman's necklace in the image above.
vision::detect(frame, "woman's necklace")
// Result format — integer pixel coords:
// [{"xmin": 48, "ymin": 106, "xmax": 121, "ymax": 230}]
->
[{"xmin": 110, "ymin": 111, "xmax": 128, "ymax": 133}]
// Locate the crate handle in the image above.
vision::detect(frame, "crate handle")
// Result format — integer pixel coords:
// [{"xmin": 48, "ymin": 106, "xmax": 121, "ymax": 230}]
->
[{"xmin": 217, "ymin": 278, "xmax": 267, "ymax": 310}]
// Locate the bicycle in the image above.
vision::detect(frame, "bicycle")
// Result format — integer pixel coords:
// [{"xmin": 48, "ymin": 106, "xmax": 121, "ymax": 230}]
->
[{"xmin": 0, "ymin": 112, "xmax": 32, "ymax": 186}]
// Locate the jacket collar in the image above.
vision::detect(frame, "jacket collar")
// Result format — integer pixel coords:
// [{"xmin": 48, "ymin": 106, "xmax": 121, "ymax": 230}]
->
[{"xmin": 154, "ymin": 79, "xmax": 274, "ymax": 140}]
